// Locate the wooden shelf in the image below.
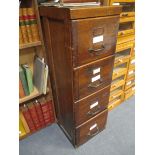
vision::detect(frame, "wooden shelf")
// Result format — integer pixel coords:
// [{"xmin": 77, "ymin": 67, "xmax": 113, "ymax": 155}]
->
[
  {"xmin": 19, "ymin": 41, "xmax": 42, "ymax": 50},
  {"xmin": 19, "ymin": 87, "xmax": 49, "ymax": 104}
]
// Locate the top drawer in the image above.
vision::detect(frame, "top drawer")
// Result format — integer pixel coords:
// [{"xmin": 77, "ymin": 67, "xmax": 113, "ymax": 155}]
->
[
  {"xmin": 72, "ymin": 16, "xmax": 120, "ymax": 66},
  {"xmin": 111, "ymin": 0, "xmax": 135, "ymax": 18}
]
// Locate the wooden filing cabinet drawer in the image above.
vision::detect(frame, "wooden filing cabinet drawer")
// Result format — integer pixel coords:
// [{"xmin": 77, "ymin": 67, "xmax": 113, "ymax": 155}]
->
[
  {"xmin": 110, "ymin": 0, "xmax": 135, "ymax": 18},
  {"xmin": 108, "ymin": 98, "xmax": 122, "ymax": 111},
  {"xmin": 127, "ymin": 68, "xmax": 135, "ymax": 81},
  {"xmin": 125, "ymin": 86, "xmax": 135, "ymax": 100},
  {"xmin": 112, "ymin": 65, "xmax": 128, "ymax": 80},
  {"xmin": 125, "ymin": 77, "xmax": 135, "ymax": 90},
  {"xmin": 75, "ymin": 109, "xmax": 108, "ymax": 146},
  {"xmin": 74, "ymin": 86, "xmax": 110, "ymax": 126},
  {"xmin": 109, "ymin": 87, "xmax": 124, "ymax": 102},
  {"xmin": 129, "ymin": 56, "xmax": 135, "ymax": 69},
  {"xmin": 116, "ymin": 41, "xmax": 134, "ymax": 53},
  {"xmin": 118, "ymin": 18, "xmax": 135, "ymax": 37},
  {"xmin": 111, "ymin": 76, "xmax": 125, "ymax": 91},
  {"xmin": 72, "ymin": 16, "xmax": 119, "ymax": 66},
  {"xmin": 74, "ymin": 56, "xmax": 114, "ymax": 100},
  {"xmin": 117, "ymin": 34, "xmax": 135, "ymax": 45}
]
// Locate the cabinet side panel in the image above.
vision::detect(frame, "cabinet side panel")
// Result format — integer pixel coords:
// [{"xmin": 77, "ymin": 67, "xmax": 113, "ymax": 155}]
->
[{"xmin": 41, "ymin": 17, "xmax": 74, "ymax": 140}]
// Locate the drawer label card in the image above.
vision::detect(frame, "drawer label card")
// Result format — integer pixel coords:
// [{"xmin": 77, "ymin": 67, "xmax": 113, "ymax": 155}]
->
[
  {"xmin": 91, "ymin": 75, "xmax": 100, "ymax": 82},
  {"xmin": 129, "ymin": 70, "xmax": 134, "ymax": 75},
  {"xmin": 90, "ymin": 101, "xmax": 99, "ymax": 109},
  {"xmin": 127, "ymin": 81, "xmax": 132, "ymax": 85},
  {"xmin": 112, "ymin": 2, "xmax": 120, "ymax": 6},
  {"xmin": 90, "ymin": 123, "xmax": 97, "ymax": 131},
  {"xmin": 93, "ymin": 67, "xmax": 100, "ymax": 74},
  {"xmin": 93, "ymin": 35, "xmax": 104, "ymax": 43}
]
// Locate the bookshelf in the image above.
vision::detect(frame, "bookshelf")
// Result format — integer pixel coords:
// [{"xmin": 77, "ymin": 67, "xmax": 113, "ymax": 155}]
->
[{"xmin": 19, "ymin": 0, "xmax": 56, "ymax": 140}]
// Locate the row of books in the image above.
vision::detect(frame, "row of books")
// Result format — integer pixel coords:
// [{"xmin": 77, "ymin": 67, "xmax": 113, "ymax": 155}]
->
[
  {"xmin": 19, "ymin": 99, "xmax": 55, "ymax": 136},
  {"xmin": 19, "ymin": 7, "xmax": 40, "ymax": 45},
  {"xmin": 19, "ymin": 56, "xmax": 49, "ymax": 98}
]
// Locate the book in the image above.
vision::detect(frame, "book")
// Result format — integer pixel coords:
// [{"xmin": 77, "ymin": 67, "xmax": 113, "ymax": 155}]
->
[
  {"xmin": 22, "ymin": 64, "xmax": 34, "ymax": 94},
  {"xmin": 22, "ymin": 8, "xmax": 33, "ymax": 43},
  {"xmin": 28, "ymin": 102, "xmax": 42, "ymax": 130},
  {"xmin": 19, "ymin": 27, "xmax": 24, "ymax": 45},
  {"xmin": 19, "ymin": 116, "xmax": 26, "ymax": 138},
  {"xmin": 21, "ymin": 105, "xmax": 36, "ymax": 132},
  {"xmin": 19, "ymin": 8, "xmax": 29, "ymax": 44},
  {"xmin": 19, "ymin": 79, "xmax": 25, "ymax": 98},
  {"xmin": 34, "ymin": 100, "xmax": 45, "ymax": 128},
  {"xmin": 27, "ymin": 7, "xmax": 40, "ymax": 42},
  {"xmin": 47, "ymin": 100, "xmax": 55, "ymax": 123},
  {"xmin": 34, "ymin": 57, "xmax": 45, "ymax": 93},
  {"xmin": 40, "ymin": 98, "xmax": 53, "ymax": 125},
  {"xmin": 19, "ymin": 110, "xmax": 30, "ymax": 134},
  {"xmin": 19, "ymin": 66, "xmax": 30, "ymax": 96}
]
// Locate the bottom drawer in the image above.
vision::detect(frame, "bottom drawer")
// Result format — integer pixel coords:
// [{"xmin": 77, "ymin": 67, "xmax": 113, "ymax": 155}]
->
[
  {"xmin": 108, "ymin": 98, "xmax": 123, "ymax": 111},
  {"xmin": 125, "ymin": 86, "xmax": 135, "ymax": 100},
  {"xmin": 75, "ymin": 109, "xmax": 108, "ymax": 146}
]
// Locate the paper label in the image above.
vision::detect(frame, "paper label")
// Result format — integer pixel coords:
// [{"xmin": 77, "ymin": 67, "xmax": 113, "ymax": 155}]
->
[
  {"xmin": 93, "ymin": 35, "xmax": 103, "ymax": 43},
  {"xmin": 90, "ymin": 101, "xmax": 99, "ymax": 109},
  {"xmin": 112, "ymin": 2, "xmax": 120, "ymax": 6},
  {"xmin": 93, "ymin": 68, "xmax": 100, "ymax": 75},
  {"xmin": 127, "ymin": 81, "xmax": 132, "ymax": 85},
  {"xmin": 91, "ymin": 75, "xmax": 100, "ymax": 82},
  {"xmin": 129, "ymin": 70, "xmax": 134, "ymax": 75},
  {"xmin": 131, "ymin": 59, "xmax": 135, "ymax": 64},
  {"xmin": 90, "ymin": 123, "xmax": 97, "ymax": 131}
]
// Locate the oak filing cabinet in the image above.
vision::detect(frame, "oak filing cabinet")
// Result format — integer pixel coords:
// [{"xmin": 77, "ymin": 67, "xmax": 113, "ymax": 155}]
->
[
  {"xmin": 108, "ymin": 0, "xmax": 135, "ymax": 110},
  {"xmin": 39, "ymin": 5, "xmax": 121, "ymax": 147}
]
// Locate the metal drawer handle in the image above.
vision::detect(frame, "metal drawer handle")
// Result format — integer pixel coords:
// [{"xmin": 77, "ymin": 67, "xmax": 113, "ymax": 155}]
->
[
  {"xmin": 88, "ymin": 78, "xmax": 104, "ymax": 88},
  {"xmin": 87, "ymin": 126, "xmax": 99, "ymax": 137},
  {"xmin": 88, "ymin": 45, "xmax": 106, "ymax": 56},
  {"xmin": 122, "ymin": 13, "xmax": 128, "ymax": 17},
  {"xmin": 87, "ymin": 105, "xmax": 101, "ymax": 116}
]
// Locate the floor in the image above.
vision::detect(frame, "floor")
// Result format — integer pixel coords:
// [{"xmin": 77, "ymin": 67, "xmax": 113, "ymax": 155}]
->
[{"xmin": 19, "ymin": 96, "xmax": 135, "ymax": 155}]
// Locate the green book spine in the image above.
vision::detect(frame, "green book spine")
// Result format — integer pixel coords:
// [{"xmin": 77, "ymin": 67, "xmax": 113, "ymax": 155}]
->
[
  {"xmin": 19, "ymin": 66, "xmax": 30, "ymax": 96},
  {"xmin": 22, "ymin": 64, "xmax": 34, "ymax": 94}
]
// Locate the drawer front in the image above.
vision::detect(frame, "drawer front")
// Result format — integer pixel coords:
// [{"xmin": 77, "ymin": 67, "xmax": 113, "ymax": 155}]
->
[
  {"xmin": 117, "ymin": 34, "xmax": 135, "ymax": 45},
  {"xmin": 72, "ymin": 16, "xmax": 119, "ymax": 66},
  {"xmin": 74, "ymin": 86, "xmax": 110, "ymax": 126},
  {"xmin": 111, "ymin": 79, "xmax": 125, "ymax": 91},
  {"xmin": 112, "ymin": 67, "xmax": 127, "ymax": 80},
  {"xmin": 75, "ymin": 109, "xmax": 108, "ymax": 145},
  {"xmin": 75, "ymin": 56, "xmax": 114, "ymax": 100},
  {"xmin": 125, "ymin": 78, "xmax": 135, "ymax": 90},
  {"xmin": 125, "ymin": 86, "xmax": 135, "ymax": 100},
  {"xmin": 129, "ymin": 56, "xmax": 135, "ymax": 69},
  {"xmin": 127, "ymin": 68, "xmax": 135, "ymax": 80},
  {"xmin": 114, "ymin": 55, "xmax": 130, "ymax": 67},
  {"xmin": 116, "ymin": 41, "xmax": 134, "ymax": 53},
  {"xmin": 111, "ymin": 0, "xmax": 135, "ymax": 18},
  {"xmin": 109, "ymin": 89, "xmax": 124, "ymax": 102}
]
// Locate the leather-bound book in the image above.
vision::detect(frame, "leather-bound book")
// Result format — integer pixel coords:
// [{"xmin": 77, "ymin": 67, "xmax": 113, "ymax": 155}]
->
[
  {"xmin": 34, "ymin": 100, "xmax": 45, "ymax": 128},
  {"xmin": 21, "ymin": 105, "xmax": 36, "ymax": 132},
  {"xmin": 28, "ymin": 102, "xmax": 42, "ymax": 130},
  {"xmin": 47, "ymin": 100, "xmax": 55, "ymax": 123},
  {"xmin": 19, "ymin": 79, "xmax": 25, "ymax": 98}
]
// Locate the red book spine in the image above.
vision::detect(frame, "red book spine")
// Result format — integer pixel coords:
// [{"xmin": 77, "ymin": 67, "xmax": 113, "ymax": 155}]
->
[
  {"xmin": 34, "ymin": 101, "xmax": 45, "ymax": 128},
  {"xmin": 47, "ymin": 100, "xmax": 55, "ymax": 123},
  {"xmin": 22, "ymin": 107, "xmax": 36, "ymax": 132},
  {"xmin": 41, "ymin": 102, "xmax": 52, "ymax": 126},
  {"xmin": 28, "ymin": 104, "xmax": 42, "ymax": 130}
]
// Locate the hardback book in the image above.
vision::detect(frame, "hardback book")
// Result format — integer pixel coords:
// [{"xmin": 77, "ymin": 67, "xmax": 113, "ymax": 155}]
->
[
  {"xmin": 19, "ymin": 66, "xmax": 30, "ymax": 96},
  {"xmin": 22, "ymin": 64, "xmax": 34, "ymax": 94},
  {"xmin": 34, "ymin": 57, "xmax": 45, "ymax": 93},
  {"xmin": 47, "ymin": 100, "xmax": 55, "ymax": 123},
  {"xmin": 19, "ymin": 27, "xmax": 24, "ymax": 45},
  {"xmin": 34, "ymin": 100, "xmax": 45, "ymax": 128},
  {"xmin": 21, "ymin": 105, "xmax": 36, "ymax": 132},
  {"xmin": 40, "ymin": 98, "xmax": 53, "ymax": 125},
  {"xmin": 19, "ymin": 116, "xmax": 26, "ymax": 138},
  {"xmin": 28, "ymin": 102, "xmax": 42, "ymax": 130},
  {"xmin": 19, "ymin": 110, "xmax": 30, "ymax": 134},
  {"xmin": 19, "ymin": 8, "xmax": 29, "ymax": 43},
  {"xmin": 27, "ymin": 7, "xmax": 40, "ymax": 42},
  {"xmin": 22, "ymin": 8, "xmax": 33, "ymax": 43},
  {"xmin": 19, "ymin": 79, "xmax": 25, "ymax": 98}
]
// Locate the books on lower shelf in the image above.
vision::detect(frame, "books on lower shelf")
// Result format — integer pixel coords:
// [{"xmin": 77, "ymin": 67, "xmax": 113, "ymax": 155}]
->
[
  {"xmin": 19, "ymin": 56, "xmax": 49, "ymax": 101},
  {"xmin": 20, "ymin": 99, "xmax": 55, "ymax": 136},
  {"xmin": 19, "ymin": 7, "xmax": 40, "ymax": 45}
]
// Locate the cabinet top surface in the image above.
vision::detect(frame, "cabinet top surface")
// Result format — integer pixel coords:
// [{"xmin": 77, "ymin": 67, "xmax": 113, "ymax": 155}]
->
[{"xmin": 39, "ymin": 5, "xmax": 122, "ymax": 20}]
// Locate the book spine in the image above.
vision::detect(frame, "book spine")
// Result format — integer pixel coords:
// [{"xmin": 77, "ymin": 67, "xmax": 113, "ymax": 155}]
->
[
  {"xmin": 22, "ymin": 107, "xmax": 36, "ymax": 132},
  {"xmin": 48, "ymin": 100, "xmax": 55, "ymax": 123},
  {"xmin": 22, "ymin": 8, "xmax": 33, "ymax": 43},
  {"xmin": 34, "ymin": 101, "xmax": 45, "ymax": 128},
  {"xmin": 19, "ymin": 79, "xmax": 25, "ymax": 98},
  {"xmin": 19, "ymin": 27, "xmax": 24, "ymax": 45},
  {"xmin": 28, "ymin": 103, "xmax": 42, "ymax": 130},
  {"xmin": 41, "ymin": 101, "xmax": 52, "ymax": 126},
  {"xmin": 27, "ymin": 7, "xmax": 40, "ymax": 42},
  {"xmin": 19, "ymin": 8, "xmax": 29, "ymax": 44}
]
